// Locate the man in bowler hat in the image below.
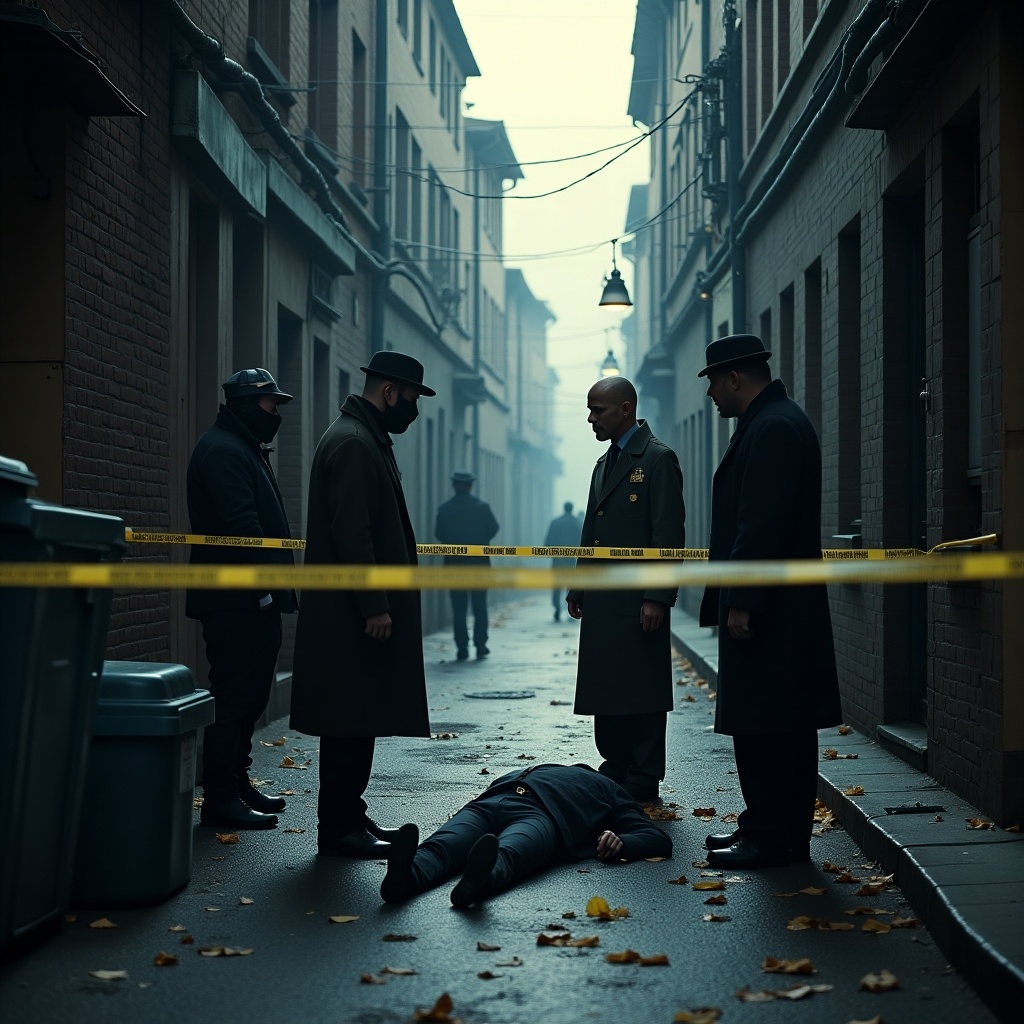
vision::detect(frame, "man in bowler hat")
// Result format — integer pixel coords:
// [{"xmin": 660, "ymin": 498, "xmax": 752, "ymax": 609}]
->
[
  {"xmin": 698, "ymin": 334, "xmax": 842, "ymax": 868},
  {"xmin": 434, "ymin": 470, "xmax": 499, "ymax": 660},
  {"xmin": 186, "ymin": 368, "xmax": 297, "ymax": 829},
  {"xmin": 290, "ymin": 351, "xmax": 435, "ymax": 858}
]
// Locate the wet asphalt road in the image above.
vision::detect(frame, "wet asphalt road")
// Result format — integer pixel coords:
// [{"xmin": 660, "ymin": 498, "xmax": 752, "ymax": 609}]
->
[{"xmin": 0, "ymin": 597, "xmax": 1000, "ymax": 1023}]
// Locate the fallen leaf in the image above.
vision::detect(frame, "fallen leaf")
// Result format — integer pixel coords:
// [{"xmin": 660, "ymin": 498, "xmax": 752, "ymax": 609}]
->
[
  {"xmin": 838, "ymin": 724, "xmax": 852, "ymax": 735},
  {"xmin": 861, "ymin": 919, "xmax": 892, "ymax": 935},
  {"xmin": 848, "ymin": 1018, "xmax": 883, "ymax": 1024},
  {"xmin": 844, "ymin": 906, "xmax": 892, "ymax": 916},
  {"xmin": 544, "ymin": 923, "xmax": 569, "ymax": 931},
  {"xmin": 682, "ymin": 694, "xmax": 697, "ymax": 702},
  {"xmin": 1005, "ymin": 824, "xmax": 1020, "ymax": 832},
  {"xmin": 843, "ymin": 786, "xmax": 866, "ymax": 796},
  {"xmin": 89, "ymin": 969, "xmax": 128, "ymax": 980},
  {"xmin": 561, "ymin": 911, "xmax": 577, "ymax": 919},
  {"xmin": 645, "ymin": 856, "xmax": 667, "ymax": 862},
  {"xmin": 88, "ymin": 918, "xmax": 117, "ymax": 929},
  {"xmin": 516, "ymin": 753, "xmax": 535, "ymax": 760},
  {"xmin": 761, "ymin": 956, "xmax": 816, "ymax": 975},
  {"xmin": 855, "ymin": 882, "xmax": 889, "ymax": 896},
  {"xmin": 198, "ymin": 946, "xmax": 254, "ymax": 957},
  {"xmin": 64, "ymin": 914, "xmax": 78, "ymax": 924},
  {"xmin": 821, "ymin": 861, "xmax": 848, "ymax": 873},
  {"xmin": 720, "ymin": 812, "xmax": 739, "ymax": 823},
  {"xmin": 891, "ymin": 916, "xmax": 921, "ymax": 928},
  {"xmin": 413, "ymin": 993, "xmax": 461, "ymax": 1022},
  {"xmin": 586, "ymin": 896, "xmax": 629, "ymax": 919},
  {"xmin": 180, "ymin": 935, "xmax": 194, "ymax": 945},
  {"xmin": 673, "ymin": 1009, "xmax": 721, "ymax": 1023},
  {"xmin": 692, "ymin": 807, "xmax": 717, "ymax": 818},
  {"xmin": 772, "ymin": 891, "xmax": 798, "ymax": 898},
  {"xmin": 691, "ymin": 859, "xmax": 710, "ymax": 868},
  {"xmin": 381, "ymin": 966, "xmax": 417, "ymax": 975},
  {"xmin": 214, "ymin": 833, "xmax": 240, "ymax": 845},
  {"xmin": 668, "ymin": 875, "xmax": 689, "ymax": 886},
  {"xmin": 787, "ymin": 916, "xmax": 854, "ymax": 931},
  {"xmin": 479, "ymin": 768, "xmax": 489, "ymax": 775},
  {"xmin": 279, "ymin": 789, "xmax": 296, "ymax": 796},
  {"xmin": 167, "ymin": 924, "xmax": 188, "ymax": 933},
  {"xmin": 644, "ymin": 806, "xmax": 679, "ymax": 820},
  {"xmin": 859, "ymin": 968, "xmax": 899, "ymax": 992},
  {"xmin": 550, "ymin": 700, "xmax": 571, "ymax": 706},
  {"xmin": 704, "ymin": 894, "xmax": 727, "ymax": 906},
  {"xmin": 382, "ymin": 933, "xmax": 417, "ymax": 941},
  {"xmin": 799, "ymin": 886, "xmax": 826, "ymax": 896},
  {"xmin": 477, "ymin": 941, "xmax": 501, "ymax": 951},
  {"xmin": 966, "ymin": 817, "xmax": 994, "ymax": 830},
  {"xmin": 204, "ymin": 907, "xmax": 221, "ymax": 912},
  {"xmin": 477, "ymin": 970, "xmax": 502, "ymax": 980},
  {"xmin": 693, "ymin": 881, "xmax": 726, "ymax": 892},
  {"xmin": 329, "ymin": 915, "xmax": 359, "ymax": 924},
  {"xmin": 639, "ymin": 953, "xmax": 670, "ymax": 966},
  {"xmin": 495, "ymin": 956, "xmax": 523, "ymax": 967},
  {"xmin": 605, "ymin": 949, "xmax": 641, "ymax": 963},
  {"xmin": 775, "ymin": 982, "xmax": 834, "ymax": 1000},
  {"xmin": 932, "ymin": 815, "xmax": 944, "ymax": 823},
  {"xmin": 239, "ymin": 897, "xmax": 254, "ymax": 906},
  {"xmin": 834, "ymin": 872, "xmax": 858, "ymax": 883},
  {"xmin": 702, "ymin": 913, "xmax": 730, "ymax": 923},
  {"xmin": 282, "ymin": 827, "xmax": 305, "ymax": 834},
  {"xmin": 153, "ymin": 951, "xmax": 179, "ymax": 967},
  {"xmin": 360, "ymin": 973, "xmax": 387, "ymax": 985}
]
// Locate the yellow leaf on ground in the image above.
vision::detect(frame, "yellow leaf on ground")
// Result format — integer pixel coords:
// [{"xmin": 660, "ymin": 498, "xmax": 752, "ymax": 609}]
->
[
  {"xmin": 844, "ymin": 906, "xmax": 892, "ymax": 916},
  {"xmin": 88, "ymin": 918, "xmax": 117, "ymax": 929},
  {"xmin": 859, "ymin": 969, "xmax": 899, "ymax": 992},
  {"xmin": 639, "ymin": 953, "xmax": 670, "ymax": 966},
  {"xmin": 673, "ymin": 1009, "xmax": 721, "ymax": 1023},
  {"xmin": 799, "ymin": 886, "xmax": 826, "ymax": 896},
  {"xmin": 89, "ymin": 969, "xmax": 128, "ymax": 980},
  {"xmin": 329, "ymin": 915, "xmax": 359, "ymax": 924},
  {"xmin": 413, "ymin": 992, "xmax": 459, "ymax": 1022},
  {"xmin": 586, "ymin": 896, "xmax": 629, "ymax": 919},
  {"xmin": 692, "ymin": 807, "xmax": 717, "ymax": 817},
  {"xmin": 214, "ymin": 832, "xmax": 240, "ymax": 844},
  {"xmin": 762, "ymin": 956, "xmax": 816, "ymax": 975},
  {"xmin": 862, "ymin": 919, "xmax": 892, "ymax": 935},
  {"xmin": 855, "ymin": 882, "xmax": 889, "ymax": 897},
  {"xmin": 645, "ymin": 856, "xmax": 667, "ymax": 862},
  {"xmin": 844, "ymin": 786, "xmax": 866, "ymax": 796},
  {"xmin": 605, "ymin": 949, "xmax": 641, "ymax": 963},
  {"xmin": 154, "ymin": 951, "xmax": 179, "ymax": 967},
  {"xmin": 891, "ymin": 916, "xmax": 921, "ymax": 928},
  {"xmin": 282, "ymin": 827, "xmax": 305, "ymax": 833},
  {"xmin": 693, "ymin": 880, "xmax": 726, "ymax": 891},
  {"xmin": 381, "ymin": 966, "xmax": 417, "ymax": 975}
]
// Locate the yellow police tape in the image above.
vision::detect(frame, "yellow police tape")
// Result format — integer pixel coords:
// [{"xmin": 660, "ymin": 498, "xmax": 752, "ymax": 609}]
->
[{"xmin": 0, "ymin": 551, "xmax": 1021, "ymax": 590}]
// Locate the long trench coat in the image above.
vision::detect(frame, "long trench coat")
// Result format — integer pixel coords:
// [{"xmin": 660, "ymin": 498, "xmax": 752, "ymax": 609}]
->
[
  {"xmin": 569, "ymin": 421, "xmax": 686, "ymax": 715},
  {"xmin": 289, "ymin": 396, "xmax": 430, "ymax": 738},
  {"xmin": 699, "ymin": 380, "xmax": 842, "ymax": 735}
]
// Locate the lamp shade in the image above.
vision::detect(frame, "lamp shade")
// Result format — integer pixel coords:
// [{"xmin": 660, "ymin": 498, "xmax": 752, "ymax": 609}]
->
[
  {"xmin": 599, "ymin": 269, "xmax": 632, "ymax": 309},
  {"xmin": 600, "ymin": 349, "xmax": 621, "ymax": 376}
]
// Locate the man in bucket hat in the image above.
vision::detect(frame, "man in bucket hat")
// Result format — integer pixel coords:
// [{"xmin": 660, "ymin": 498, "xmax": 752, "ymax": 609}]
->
[
  {"xmin": 186, "ymin": 368, "xmax": 297, "ymax": 829},
  {"xmin": 291, "ymin": 351, "xmax": 436, "ymax": 858},
  {"xmin": 698, "ymin": 334, "xmax": 842, "ymax": 868}
]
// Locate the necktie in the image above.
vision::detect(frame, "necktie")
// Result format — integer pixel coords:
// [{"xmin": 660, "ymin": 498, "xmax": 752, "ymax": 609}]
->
[{"xmin": 604, "ymin": 442, "xmax": 619, "ymax": 486}]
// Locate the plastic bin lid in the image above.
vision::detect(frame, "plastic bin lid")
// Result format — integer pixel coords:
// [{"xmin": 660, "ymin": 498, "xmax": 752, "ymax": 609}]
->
[
  {"xmin": 93, "ymin": 661, "xmax": 215, "ymax": 736},
  {"xmin": 0, "ymin": 455, "xmax": 38, "ymax": 491},
  {"xmin": 99, "ymin": 661, "xmax": 198, "ymax": 701}
]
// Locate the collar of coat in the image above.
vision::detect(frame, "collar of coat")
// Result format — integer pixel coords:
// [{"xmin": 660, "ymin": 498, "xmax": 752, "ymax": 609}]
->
[
  {"xmin": 341, "ymin": 394, "xmax": 394, "ymax": 448},
  {"xmin": 214, "ymin": 404, "xmax": 273, "ymax": 453},
  {"xmin": 727, "ymin": 379, "xmax": 788, "ymax": 450},
  {"xmin": 605, "ymin": 419, "xmax": 653, "ymax": 461}
]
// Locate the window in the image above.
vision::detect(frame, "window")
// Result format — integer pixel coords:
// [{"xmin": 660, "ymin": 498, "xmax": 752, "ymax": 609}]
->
[
  {"xmin": 412, "ymin": 0, "xmax": 423, "ymax": 65},
  {"xmin": 394, "ymin": 109, "xmax": 410, "ymax": 240},
  {"xmin": 351, "ymin": 31, "xmax": 368, "ymax": 187},
  {"xmin": 428, "ymin": 18, "xmax": 437, "ymax": 93},
  {"xmin": 308, "ymin": 0, "xmax": 338, "ymax": 147},
  {"xmin": 411, "ymin": 139, "xmax": 423, "ymax": 245},
  {"xmin": 249, "ymin": 0, "xmax": 290, "ymax": 76},
  {"xmin": 397, "ymin": 0, "xmax": 408, "ymax": 38}
]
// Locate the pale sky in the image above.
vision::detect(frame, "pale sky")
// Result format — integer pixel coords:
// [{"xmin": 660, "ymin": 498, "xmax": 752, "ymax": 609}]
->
[{"xmin": 452, "ymin": 0, "xmax": 648, "ymax": 517}]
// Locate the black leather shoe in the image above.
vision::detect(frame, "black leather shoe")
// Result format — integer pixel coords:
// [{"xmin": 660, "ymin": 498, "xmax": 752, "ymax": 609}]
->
[
  {"xmin": 239, "ymin": 778, "xmax": 287, "ymax": 814},
  {"xmin": 476, "ymin": 645, "xmax": 490, "ymax": 659},
  {"xmin": 317, "ymin": 828, "xmax": 391, "ymax": 858},
  {"xmin": 705, "ymin": 836, "xmax": 790, "ymax": 869},
  {"xmin": 200, "ymin": 795, "xmax": 278, "ymax": 830},
  {"xmin": 380, "ymin": 823, "xmax": 419, "ymax": 903},
  {"xmin": 705, "ymin": 831, "xmax": 811, "ymax": 862},
  {"xmin": 456, "ymin": 648, "xmax": 469, "ymax": 661},
  {"xmin": 451, "ymin": 833, "xmax": 499, "ymax": 908},
  {"xmin": 365, "ymin": 818, "xmax": 403, "ymax": 841}
]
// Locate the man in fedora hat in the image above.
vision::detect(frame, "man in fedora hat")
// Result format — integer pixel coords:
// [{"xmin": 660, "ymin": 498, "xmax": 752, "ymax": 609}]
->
[
  {"xmin": 186, "ymin": 368, "xmax": 297, "ymax": 829},
  {"xmin": 434, "ymin": 470, "xmax": 499, "ymax": 660},
  {"xmin": 697, "ymin": 334, "xmax": 842, "ymax": 868},
  {"xmin": 291, "ymin": 351, "xmax": 436, "ymax": 858}
]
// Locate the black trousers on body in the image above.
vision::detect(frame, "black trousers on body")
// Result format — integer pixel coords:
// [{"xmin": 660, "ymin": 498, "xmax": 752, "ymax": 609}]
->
[
  {"xmin": 594, "ymin": 711, "xmax": 666, "ymax": 801},
  {"xmin": 449, "ymin": 589, "xmax": 489, "ymax": 651},
  {"xmin": 198, "ymin": 607, "xmax": 282, "ymax": 798},
  {"xmin": 733, "ymin": 731, "xmax": 819, "ymax": 850},
  {"xmin": 317, "ymin": 735, "xmax": 377, "ymax": 840},
  {"xmin": 408, "ymin": 789, "xmax": 561, "ymax": 897}
]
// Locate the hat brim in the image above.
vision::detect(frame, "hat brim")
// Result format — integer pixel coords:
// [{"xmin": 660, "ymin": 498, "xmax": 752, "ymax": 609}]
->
[
  {"xmin": 697, "ymin": 350, "xmax": 771, "ymax": 377},
  {"xmin": 360, "ymin": 366, "xmax": 436, "ymax": 397}
]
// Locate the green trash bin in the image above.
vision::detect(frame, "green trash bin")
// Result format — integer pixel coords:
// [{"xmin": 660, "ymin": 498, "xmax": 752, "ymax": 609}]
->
[
  {"xmin": 71, "ymin": 662, "xmax": 215, "ymax": 908},
  {"xmin": 0, "ymin": 455, "xmax": 125, "ymax": 956}
]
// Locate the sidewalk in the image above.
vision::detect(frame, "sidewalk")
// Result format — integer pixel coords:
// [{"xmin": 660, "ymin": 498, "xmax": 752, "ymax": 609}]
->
[{"xmin": 671, "ymin": 608, "xmax": 1024, "ymax": 1021}]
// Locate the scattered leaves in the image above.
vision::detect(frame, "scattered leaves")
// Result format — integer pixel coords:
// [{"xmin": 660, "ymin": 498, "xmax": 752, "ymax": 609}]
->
[
  {"xmin": 329, "ymin": 915, "xmax": 359, "ymax": 924},
  {"xmin": 692, "ymin": 807, "xmax": 717, "ymax": 819},
  {"xmin": 537, "ymin": 932, "xmax": 599, "ymax": 947},
  {"xmin": 586, "ymin": 896, "xmax": 629, "ymax": 920},
  {"xmin": 153, "ymin": 951, "xmax": 179, "ymax": 967},
  {"xmin": 822, "ymin": 748, "xmax": 858, "ymax": 760},
  {"xmin": 737, "ymin": 983, "xmax": 834, "ymax": 1002},
  {"xmin": 214, "ymin": 833, "xmax": 240, "ymax": 845},
  {"xmin": 859, "ymin": 968, "xmax": 899, "ymax": 992},
  {"xmin": 761, "ymin": 956, "xmax": 816, "ymax": 975},
  {"xmin": 89, "ymin": 969, "xmax": 128, "ymax": 980},
  {"xmin": 862, "ymin": 919, "xmax": 892, "ymax": 935},
  {"xmin": 198, "ymin": 946, "xmax": 254, "ymax": 957},
  {"xmin": 966, "ymin": 817, "xmax": 994, "ymax": 830},
  {"xmin": 360, "ymin": 973, "xmax": 387, "ymax": 985},
  {"xmin": 382, "ymin": 933, "xmax": 417, "ymax": 942},
  {"xmin": 838, "ymin": 724, "xmax": 852, "ymax": 735},
  {"xmin": 843, "ymin": 786, "xmax": 866, "ymax": 796}
]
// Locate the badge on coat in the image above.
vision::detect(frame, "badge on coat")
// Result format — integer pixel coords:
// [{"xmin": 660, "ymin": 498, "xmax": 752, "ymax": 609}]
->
[
  {"xmin": 629, "ymin": 494, "xmax": 638, "ymax": 502},
  {"xmin": 630, "ymin": 468, "xmax": 644, "ymax": 483}
]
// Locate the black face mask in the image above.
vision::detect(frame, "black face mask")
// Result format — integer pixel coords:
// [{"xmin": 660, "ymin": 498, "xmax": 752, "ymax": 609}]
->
[
  {"xmin": 381, "ymin": 394, "xmax": 419, "ymax": 434},
  {"xmin": 228, "ymin": 397, "xmax": 283, "ymax": 444}
]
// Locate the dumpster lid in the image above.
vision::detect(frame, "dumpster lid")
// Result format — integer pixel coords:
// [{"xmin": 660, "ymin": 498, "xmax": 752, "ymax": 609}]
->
[
  {"xmin": 99, "ymin": 661, "xmax": 198, "ymax": 702},
  {"xmin": 0, "ymin": 454, "xmax": 39, "ymax": 491}
]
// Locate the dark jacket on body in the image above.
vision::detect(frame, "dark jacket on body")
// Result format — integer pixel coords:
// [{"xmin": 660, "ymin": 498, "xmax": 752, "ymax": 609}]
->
[
  {"xmin": 434, "ymin": 493, "xmax": 499, "ymax": 565},
  {"xmin": 289, "ymin": 395, "xmax": 430, "ymax": 738},
  {"xmin": 185, "ymin": 406, "xmax": 296, "ymax": 618},
  {"xmin": 698, "ymin": 379, "xmax": 842, "ymax": 735},
  {"xmin": 483, "ymin": 764, "xmax": 672, "ymax": 861},
  {"xmin": 569, "ymin": 421, "xmax": 686, "ymax": 716}
]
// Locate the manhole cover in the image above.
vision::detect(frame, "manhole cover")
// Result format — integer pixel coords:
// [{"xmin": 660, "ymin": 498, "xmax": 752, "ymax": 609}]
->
[{"xmin": 464, "ymin": 690, "xmax": 536, "ymax": 700}]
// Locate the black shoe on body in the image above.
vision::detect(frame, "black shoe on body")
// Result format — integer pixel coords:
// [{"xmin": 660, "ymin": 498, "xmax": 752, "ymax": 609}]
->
[
  {"xmin": 476, "ymin": 645, "xmax": 490, "ymax": 659},
  {"xmin": 380, "ymin": 823, "xmax": 419, "ymax": 903},
  {"xmin": 705, "ymin": 831, "xmax": 810, "ymax": 862},
  {"xmin": 705, "ymin": 836, "xmax": 790, "ymax": 869},
  {"xmin": 200, "ymin": 795, "xmax": 278, "ymax": 830},
  {"xmin": 366, "ymin": 818, "xmax": 403, "ymax": 841},
  {"xmin": 238, "ymin": 777, "xmax": 287, "ymax": 814},
  {"xmin": 450, "ymin": 833, "xmax": 499, "ymax": 908},
  {"xmin": 317, "ymin": 828, "xmax": 391, "ymax": 859}
]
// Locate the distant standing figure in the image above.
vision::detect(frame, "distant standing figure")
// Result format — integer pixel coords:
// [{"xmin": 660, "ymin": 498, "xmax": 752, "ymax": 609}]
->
[
  {"xmin": 544, "ymin": 501, "xmax": 582, "ymax": 621},
  {"xmin": 379, "ymin": 763, "xmax": 672, "ymax": 908},
  {"xmin": 186, "ymin": 368, "xmax": 297, "ymax": 830},
  {"xmin": 567, "ymin": 376, "xmax": 686, "ymax": 804},
  {"xmin": 290, "ymin": 351, "xmax": 436, "ymax": 859},
  {"xmin": 434, "ymin": 470, "xmax": 499, "ymax": 660},
  {"xmin": 698, "ymin": 334, "xmax": 842, "ymax": 869}
]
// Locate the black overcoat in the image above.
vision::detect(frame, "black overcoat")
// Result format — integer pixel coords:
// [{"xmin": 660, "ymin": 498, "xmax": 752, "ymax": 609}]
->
[
  {"xmin": 569, "ymin": 421, "xmax": 686, "ymax": 715},
  {"xmin": 698, "ymin": 380, "xmax": 842, "ymax": 735},
  {"xmin": 185, "ymin": 406, "xmax": 296, "ymax": 618},
  {"xmin": 289, "ymin": 396, "xmax": 430, "ymax": 738}
]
